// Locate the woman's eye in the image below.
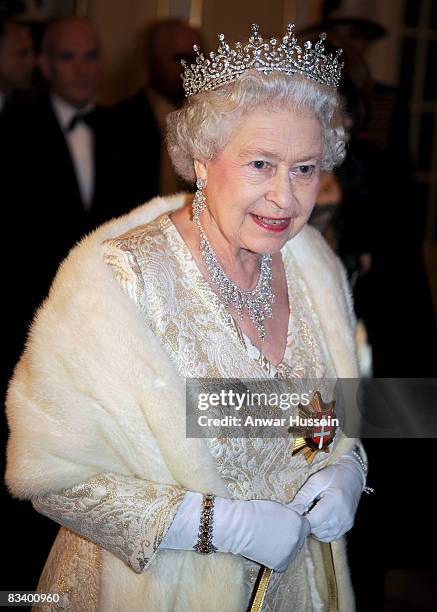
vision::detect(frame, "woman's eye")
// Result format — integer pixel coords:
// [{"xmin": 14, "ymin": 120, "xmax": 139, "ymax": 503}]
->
[
  {"xmin": 251, "ymin": 160, "xmax": 269, "ymax": 170},
  {"xmin": 296, "ymin": 165, "xmax": 315, "ymax": 176}
]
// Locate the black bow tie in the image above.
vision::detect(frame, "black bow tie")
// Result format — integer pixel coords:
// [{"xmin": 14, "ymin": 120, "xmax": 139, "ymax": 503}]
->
[{"xmin": 66, "ymin": 110, "xmax": 97, "ymax": 132}]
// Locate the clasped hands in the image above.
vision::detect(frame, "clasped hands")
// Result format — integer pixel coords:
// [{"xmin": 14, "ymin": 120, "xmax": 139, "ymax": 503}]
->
[
  {"xmin": 288, "ymin": 452, "xmax": 365, "ymax": 543},
  {"xmin": 161, "ymin": 452, "xmax": 365, "ymax": 573}
]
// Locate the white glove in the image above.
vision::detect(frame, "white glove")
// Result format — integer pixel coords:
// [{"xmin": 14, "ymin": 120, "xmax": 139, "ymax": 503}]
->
[
  {"xmin": 288, "ymin": 450, "xmax": 366, "ymax": 542},
  {"xmin": 160, "ymin": 491, "xmax": 310, "ymax": 572}
]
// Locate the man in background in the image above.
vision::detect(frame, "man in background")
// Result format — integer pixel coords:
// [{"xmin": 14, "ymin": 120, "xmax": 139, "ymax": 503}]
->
[
  {"xmin": 0, "ymin": 15, "xmax": 34, "ymax": 114},
  {"xmin": 114, "ymin": 18, "xmax": 203, "ymax": 204},
  {"xmin": 35, "ymin": 15, "xmax": 122, "ymax": 232},
  {"xmin": 1, "ymin": 15, "xmax": 128, "ymax": 372}
]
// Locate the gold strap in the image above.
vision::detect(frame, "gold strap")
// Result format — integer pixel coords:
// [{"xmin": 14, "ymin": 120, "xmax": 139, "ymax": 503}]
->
[
  {"xmin": 248, "ymin": 543, "xmax": 338, "ymax": 612},
  {"xmin": 321, "ymin": 542, "xmax": 338, "ymax": 612},
  {"xmin": 249, "ymin": 567, "xmax": 273, "ymax": 612}
]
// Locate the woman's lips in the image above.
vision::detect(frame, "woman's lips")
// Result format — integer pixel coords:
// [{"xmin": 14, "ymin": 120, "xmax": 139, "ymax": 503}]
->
[{"xmin": 250, "ymin": 213, "xmax": 291, "ymax": 233}]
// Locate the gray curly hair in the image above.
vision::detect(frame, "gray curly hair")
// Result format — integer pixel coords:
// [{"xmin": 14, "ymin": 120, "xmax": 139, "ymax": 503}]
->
[{"xmin": 166, "ymin": 70, "xmax": 346, "ymax": 184}]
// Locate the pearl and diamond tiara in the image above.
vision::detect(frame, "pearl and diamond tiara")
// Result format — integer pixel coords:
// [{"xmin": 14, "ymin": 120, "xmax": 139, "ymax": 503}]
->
[{"xmin": 181, "ymin": 23, "xmax": 343, "ymax": 97}]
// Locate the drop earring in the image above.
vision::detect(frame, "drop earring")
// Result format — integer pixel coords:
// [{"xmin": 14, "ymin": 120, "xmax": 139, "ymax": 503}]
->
[{"xmin": 193, "ymin": 178, "xmax": 207, "ymax": 222}]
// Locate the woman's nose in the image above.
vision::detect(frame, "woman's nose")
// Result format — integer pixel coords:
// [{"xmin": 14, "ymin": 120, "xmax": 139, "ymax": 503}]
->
[{"xmin": 266, "ymin": 169, "xmax": 297, "ymax": 212}]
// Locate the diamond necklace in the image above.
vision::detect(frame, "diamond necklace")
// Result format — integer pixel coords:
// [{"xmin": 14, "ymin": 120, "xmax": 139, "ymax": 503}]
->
[{"xmin": 196, "ymin": 218, "xmax": 275, "ymax": 340}]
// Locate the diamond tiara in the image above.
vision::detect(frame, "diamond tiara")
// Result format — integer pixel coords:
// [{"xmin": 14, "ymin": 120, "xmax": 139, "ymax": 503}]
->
[{"xmin": 181, "ymin": 23, "xmax": 343, "ymax": 97}]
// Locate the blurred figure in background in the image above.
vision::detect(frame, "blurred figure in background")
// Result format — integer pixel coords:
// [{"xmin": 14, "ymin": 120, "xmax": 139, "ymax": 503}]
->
[
  {"xmin": 309, "ymin": 45, "xmax": 373, "ymax": 279},
  {"xmin": 0, "ymin": 15, "xmax": 34, "ymax": 114},
  {"xmin": 37, "ymin": 15, "xmax": 103, "ymax": 224},
  {"xmin": 328, "ymin": 18, "xmax": 436, "ymax": 379},
  {"xmin": 309, "ymin": 44, "xmax": 375, "ymax": 378},
  {"xmin": 1, "ymin": 15, "xmax": 127, "ymax": 373},
  {"xmin": 113, "ymin": 18, "xmax": 203, "ymax": 204},
  {"xmin": 305, "ymin": 19, "xmax": 436, "ymax": 377},
  {"xmin": 310, "ymin": 44, "xmax": 374, "ymax": 288}
]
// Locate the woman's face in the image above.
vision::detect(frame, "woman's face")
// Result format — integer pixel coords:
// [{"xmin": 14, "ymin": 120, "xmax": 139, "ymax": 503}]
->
[{"xmin": 196, "ymin": 108, "xmax": 322, "ymax": 257}]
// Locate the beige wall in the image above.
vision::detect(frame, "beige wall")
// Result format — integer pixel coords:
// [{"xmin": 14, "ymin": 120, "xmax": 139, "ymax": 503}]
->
[
  {"xmin": 87, "ymin": 0, "xmax": 159, "ymax": 104},
  {"xmin": 201, "ymin": 0, "xmax": 285, "ymax": 50}
]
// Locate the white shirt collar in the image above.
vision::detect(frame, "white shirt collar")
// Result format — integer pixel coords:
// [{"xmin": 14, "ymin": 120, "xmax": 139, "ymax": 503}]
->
[{"xmin": 51, "ymin": 94, "xmax": 95, "ymax": 130}]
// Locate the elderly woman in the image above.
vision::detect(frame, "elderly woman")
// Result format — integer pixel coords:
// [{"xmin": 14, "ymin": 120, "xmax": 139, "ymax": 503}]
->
[{"xmin": 6, "ymin": 24, "xmax": 369, "ymax": 612}]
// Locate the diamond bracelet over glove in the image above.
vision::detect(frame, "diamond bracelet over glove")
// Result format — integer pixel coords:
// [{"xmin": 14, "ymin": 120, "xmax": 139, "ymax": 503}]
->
[
  {"xmin": 350, "ymin": 445, "xmax": 374, "ymax": 495},
  {"xmin": 193, "ymin": 494, "xmax": 218, "ymax": 554}
]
